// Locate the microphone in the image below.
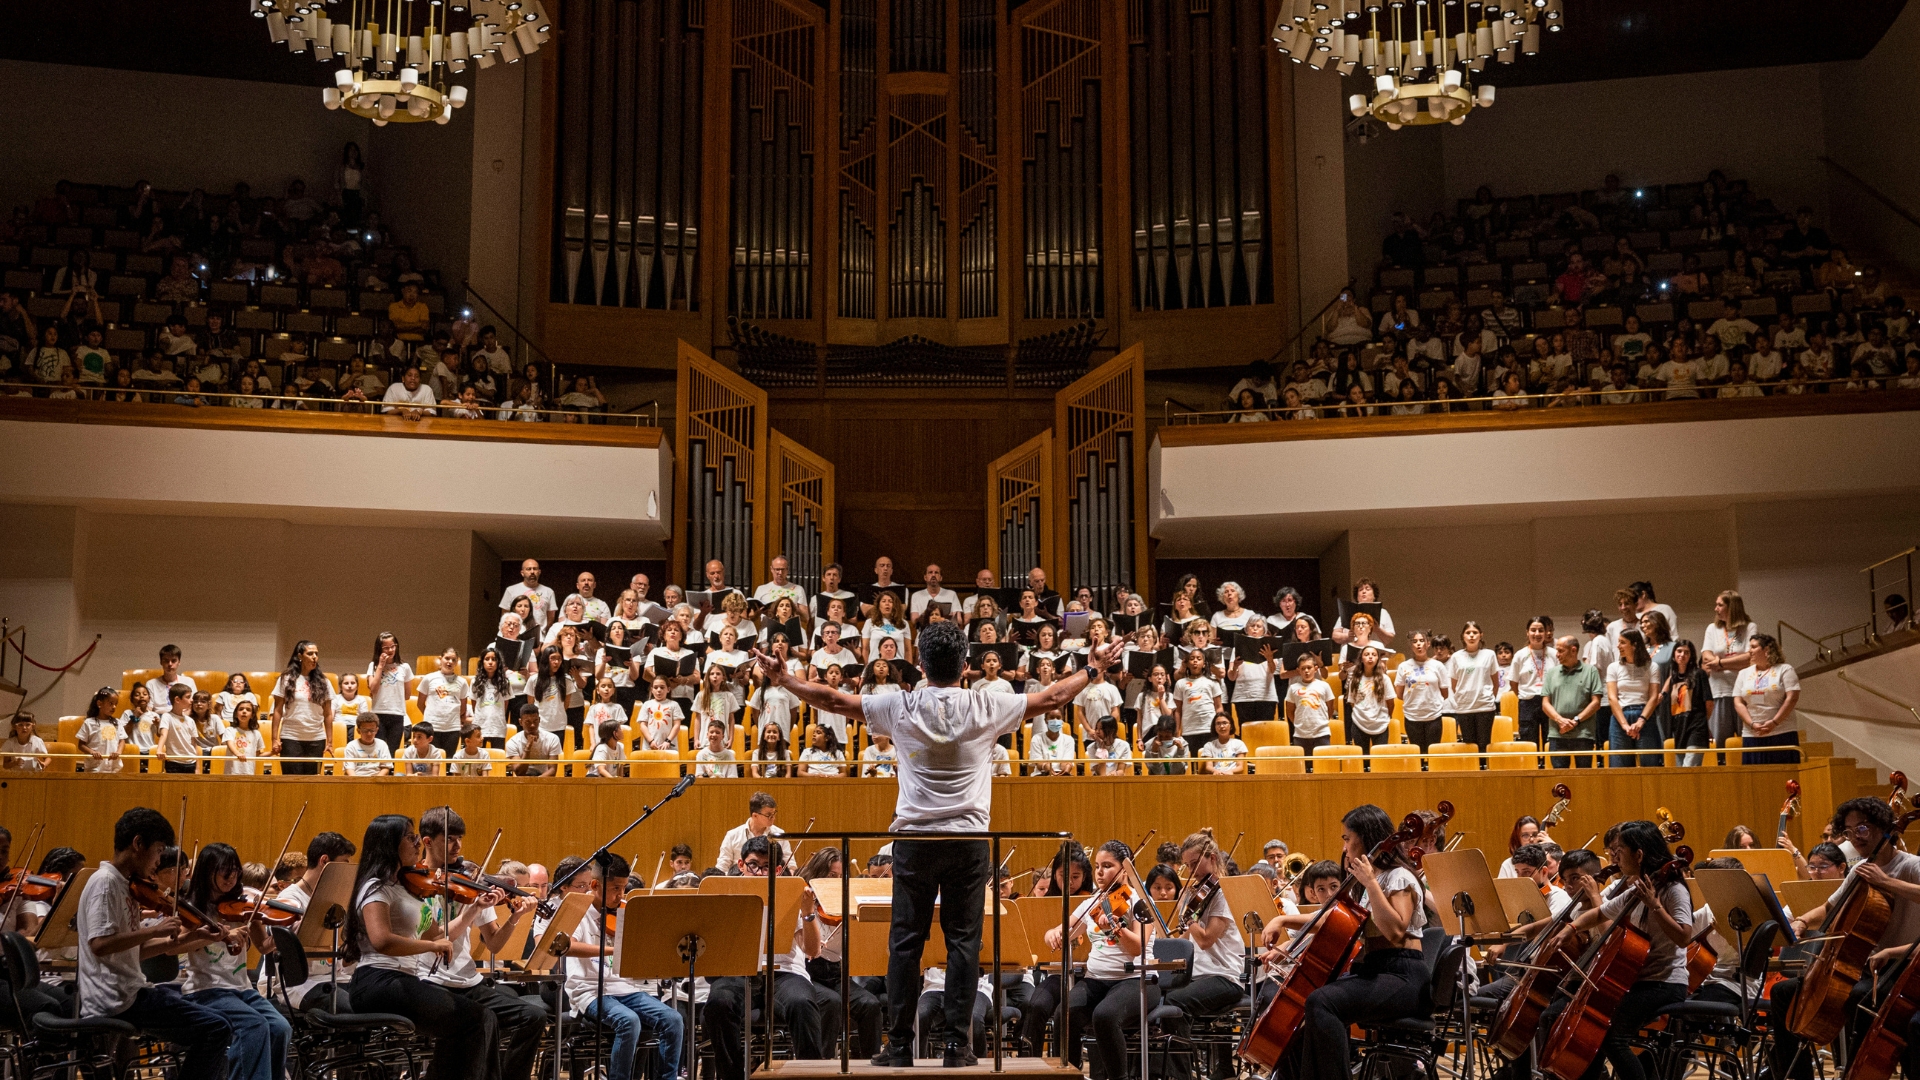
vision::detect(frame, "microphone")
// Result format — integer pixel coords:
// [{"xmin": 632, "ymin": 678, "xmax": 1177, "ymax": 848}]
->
[{"xmin": 669, "ymin": 774, "xmax": 696, "ymax": 799}]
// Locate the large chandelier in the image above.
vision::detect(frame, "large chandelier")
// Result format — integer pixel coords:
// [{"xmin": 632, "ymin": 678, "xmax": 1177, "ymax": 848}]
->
[
  {"xmin": 253, "ymin": 0, "xmax": 551, "ymax": 125},
  {"xmin": 1272, "ymin": 0, "xmax": 1564, "ymax": 129}
]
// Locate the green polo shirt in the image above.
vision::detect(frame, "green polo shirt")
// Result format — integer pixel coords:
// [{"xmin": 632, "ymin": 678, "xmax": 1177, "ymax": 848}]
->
[{"xmin": 1542, "ymin": 661, "xmax": 1604, "ymax": 741}]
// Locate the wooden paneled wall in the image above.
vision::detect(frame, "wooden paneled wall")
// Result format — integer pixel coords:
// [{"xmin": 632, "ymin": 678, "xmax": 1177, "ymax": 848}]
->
[
  {"xmin": 6, "ymin": 761, "xmax": 1855, "ymax": 883},
  {"xmin": 767, "ymin": 391, "xmax": 1054, "ymax": 578}
]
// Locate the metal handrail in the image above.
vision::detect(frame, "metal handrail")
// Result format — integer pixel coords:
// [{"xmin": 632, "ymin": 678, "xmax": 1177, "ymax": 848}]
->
[
  {"xmin": 0, "ymin": 381, "xmax": 657, "ymax": 428},
  {"xmin": 1838, "ymin": 670, "xmax": 1920, "ymax": 725},
  {"xmin": 1819, "ymin": 156, "xmax": 1920, "ymax": 233},
  {"xmin": 1171, "ymin": 376, "xmax": 1897, "ymax": 422},
  {"xmin": 1161, "ymin": 396, "xmax": 1204, "ymax": 426},
  {"xmin": 1864, "ymin": 546, "xmax": 1918, "ymax": 573},
  {"xmin": 1268, "ymin": 280, "xmax": 1358, "ymax": 370},
  {"xmin": 462, "ymin": 279, "xmax": 559, "ymax": 374}
]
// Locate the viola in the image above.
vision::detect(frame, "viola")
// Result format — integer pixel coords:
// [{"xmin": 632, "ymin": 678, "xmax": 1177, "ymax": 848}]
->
[
  {"xmin": 1540, "ymin": 843, "xmax": 1696, "ymax": 1080},
  {"xmin": 1175, "ymin": 873, "xmax": 1220, "ymax": 931},
  {"xmin": 1487, "ymin": 863, "xmax": 1619, "ymax": 1063},
  {"xmin": 216, "ymin": 887, "xmax": 303, "ymax": 928},
  {"xmin": 1238, "ymin": 800, "xmax": 1452, "ymax": 1071},
  {"xmin": 1786, "ymin": 773, "xmax": 1919, "ymax": 1045}
]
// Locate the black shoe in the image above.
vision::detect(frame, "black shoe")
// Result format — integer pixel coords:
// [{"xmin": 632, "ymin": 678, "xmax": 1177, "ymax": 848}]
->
[
  {"xmin": 942, "ymin": 1042, "xmax": 978, "ymax": 1068},
  {"xmin": 872, "ymin": 1047, "xmax": 914, "ymax": 1067}
]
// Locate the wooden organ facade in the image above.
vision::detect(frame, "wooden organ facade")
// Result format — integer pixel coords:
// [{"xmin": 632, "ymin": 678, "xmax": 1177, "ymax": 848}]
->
[
  {"xmin": 539, "ymin": 0, "xmax": 1299, "ymax": 367},
  {"xmin": 1052, "ymin": 344, "xmax": 1146, "ymax": 608}
]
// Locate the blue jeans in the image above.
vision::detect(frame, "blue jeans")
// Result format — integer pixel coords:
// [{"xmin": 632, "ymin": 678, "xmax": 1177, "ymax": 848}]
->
[
  {"xmin": 112, "ymin": 984, "xmax": 233, "ymax": 1080},
  {"xmin": 583, "ymin": 990, "xmax": 684, "ymax": 1080},
  {"xmin": 1608, "ymin": 704, "xmax": 1660, "ymax": 767},
  {"xmin": 187, "ymin": 987, "xmax": 289, "ymax": 1080}
]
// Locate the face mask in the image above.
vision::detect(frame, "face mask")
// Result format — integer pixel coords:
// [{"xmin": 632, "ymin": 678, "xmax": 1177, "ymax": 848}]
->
[{"xmin": 1046, "ymin": 720, "xmax": 1063, "ymax": 736}]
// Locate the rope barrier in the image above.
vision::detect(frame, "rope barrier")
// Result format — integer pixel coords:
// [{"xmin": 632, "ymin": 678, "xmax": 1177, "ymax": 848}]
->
[{"xmin": 2, "ymin": 633, "xmax": 102, "ymax": 673}]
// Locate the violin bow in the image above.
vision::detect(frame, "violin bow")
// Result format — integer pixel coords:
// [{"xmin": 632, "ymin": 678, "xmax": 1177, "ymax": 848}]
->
[
  {"xmin": 651, "ymin": 850, "xmax": 667, "ymax": 890},
  {"xmin": 786, "ymin": 817, "xmax": 819, "ymax": 863},
  {"xmin": 243, "ymin": 801, "xmax": 308, "ymax": 945},
  {"xmin": 173, "ymin": 797, "xmax": 188, "ymax": 921},
  {"xmin": 0, "ymin": 822, "xmax": 45, "ymax": 933},
  {"xmin": 428, "ymin": 804, "xmax": 455, "ymax": 977},
  {"xmin": 474, "ymin": 828, "xmax": 505, "ymax": 884}
]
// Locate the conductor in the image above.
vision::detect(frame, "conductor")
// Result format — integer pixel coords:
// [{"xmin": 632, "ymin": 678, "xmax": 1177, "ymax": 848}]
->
[{"xmin": 754, "ymin": 620, "xmax": 1126, "ymax": 1066}]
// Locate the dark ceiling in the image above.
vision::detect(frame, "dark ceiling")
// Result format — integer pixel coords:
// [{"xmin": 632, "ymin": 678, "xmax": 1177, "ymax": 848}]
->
[{"xmin": 0, "ymin": 0, "xmax": 1909, "ymax": 89}]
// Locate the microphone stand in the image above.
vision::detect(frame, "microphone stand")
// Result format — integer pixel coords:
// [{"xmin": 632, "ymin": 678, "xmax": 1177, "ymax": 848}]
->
[{"xmin": 547, "ymin": 775, "xmax": 696, "ymax": 1080}]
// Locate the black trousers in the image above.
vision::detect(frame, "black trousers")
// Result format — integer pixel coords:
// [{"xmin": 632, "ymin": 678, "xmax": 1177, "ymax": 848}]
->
[
  {"xmin": 350, "ymin": 966, "xmax": 493, "ymax": 1080},
  {"xmin": 1405, "ymin": 718, "xmax": 1443, "ymax": 754},
  {"xmin": 453, "ymin": 979, "xmax": 549, "ymax": 1080},
  {"xmin": 373, "ymin": 712, "xmax": 405, "ymax": 752},
  {"xmin": 1024, "ymin": 973, "xmax": 1063, "ymax": 1055},
  {"xmin": 280, "ymin": 738, "xmax": 325, "ymax": 775},
  {"xmin": 807, "ymin": 958, "xmax": 885, "ymax": 1057},
  {"xmin": 1517, "ymin": 697, "xmax": 1546, "ymax": 746},
  {"xmin": 1455, "ymin": 710, "xmax": 1497, "ymax": 756},
  {"xmin": 1069, "ymin": 976, "xmax": 1157, "ymax": 1079},
  {"xmin": 1538, "ymin": 978, "xmax": 1684, "ymax": 1080},
  {"xmin": 888, "ymin": 839, "xmax": 990, "ymax": 1047},
  {"xmin": 431, "ymin": 731, "xmax": 462, "ymax": 757},
  {"xmin": 707, "ymin": 973, "xmax": 828, "ymax": 1080},
  {"xmin": 1294, "ymin": 734, "xmax": 1329, "ymax": 769},
  {"xmin": 918, "ymin": 990, "xmax": 992, "ymax": 1054},
  {"xmin": 1162, "ymin": 973, "xmax": 1244, "ymax": 1080},
  {"xmin": 1236, "ymin": 701, "xmax": 1278, "ymax": 725},
  {"xmin": 1277, "ymin": 948, "xmax": 1427, "ymax": 1080}
]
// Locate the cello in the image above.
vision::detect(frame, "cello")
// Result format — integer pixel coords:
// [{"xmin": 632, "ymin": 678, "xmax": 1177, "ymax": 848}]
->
[
  {"xmin": 1237, "ymin": 801, "xmax": 1451, "ymax": 1070},
  {"xmin": 1846, "ymin": 938, "xmax": 1920, "ymax": 1080},
  {"xmin": 1785, "ymin": 773, "xmax": 1920, "ymax": 1045},
  {"xmin": 1487, "ymin": 861, "xmax": 1618, "ymax": 1062},
  {"xmin": 1540, "ymin": 825, "xmax": 1695, "ymax": 1080}
]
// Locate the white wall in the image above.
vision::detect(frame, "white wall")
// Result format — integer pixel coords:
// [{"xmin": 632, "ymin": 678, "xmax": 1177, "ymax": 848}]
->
[
  {"xmin": 1798, "ymin": 645, "xmax": 1920, "ymax": 781},
  {"xmin": 468, "ymin": 59, "xmax": 528, "ymax": 334},
  {"xmin": 1439, "ymin": 64, "xmax": 1831, "ymax": 214},
  {"xmin": 1820, "ymin": 0, "xmax": 1920, "ymax": 272},
  {"xmin": 1292, "ymin": 67, "xmax": 1353, "ymax": 316}
]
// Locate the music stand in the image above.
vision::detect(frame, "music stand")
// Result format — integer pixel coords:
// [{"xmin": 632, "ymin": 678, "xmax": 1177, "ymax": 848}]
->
[
  {"xmin": 1494, "ymin": 879, "xmax": 1552, "ymax": 930},
  {"xmin": 33, "ymin": 867, "xmax": 93, "ymax": 953},
  {"xmin": 295, "ymin": 860, "xmax": 357, "ymax": 1006},
  {"xmin": 699, "ymin": 876, "xmax": 805, "ymax": 1076},
  {"xmin": 480, "ymin": 903, "xmax": 534, "ymax": 967},
  {"xmin": 1777, "ymin": 878, "xmax": 1843, "ymax": 919},
  {"xmin": 620, "ymin": 893, "xmax": 765, "ymax": 1080},
  {"xmin": 1422, "ymin": 849, "xmax": 1508, "ymax": 1080},
  {"xmin": 1219, "ymin": 875, "xmax": 1280, "ymax": 929},
  {"xmin": 1708, "ymin": 848, "xmax": 1797, "ymax": 884},
  {"xmin": 1694, "ymin": 867, "xmax": 1795, "ymax": 1024}
]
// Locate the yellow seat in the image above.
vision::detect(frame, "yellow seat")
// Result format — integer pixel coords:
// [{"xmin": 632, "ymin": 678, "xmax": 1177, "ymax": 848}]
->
[
  {"xmin": 1240, "ymin": 720, "xmax": 1290, "ymax": 756},
  {"xmin": 1661, "ymin": 737, "xmax": 1676, "ymax": 767},
  {"xmin": 1325, "ymin": 673, "xmax": 1342, "ymax": 699},
  {"xmin": 405, "ymin": 700, "xmax": 426, "ymax": 731},
  {"xmin": 1487, "ymin": 741, "xmax": 1538, "ymax": 771},
  {"xmin": 244, "ymin": 672, "xmax": 279, "ymax": 699},
  {"xmin": 467, "ymin": 656, "xmax": 480, "ymax": 676},
  {"xmin": 1311, "ymin": 744, "xmax": 1364, "ymax": 774},
  {"xmin": 485, "ymin": 747, "xmax": 509, "ymax": 777},
  {"xmin": 186, "ymin": 671, "xmax": 231, "ymax": 697},
  {"xmin": 1425, "ymin": 742, "xmax": 1477, "ymax": 771},
  {"xmin": 631, "ymin": 749, "xmax": 681, "ymax": 779},
  {"xmin": 1253, "ymin": 744, "xmax": 1306, "ymax": 774},
  {"xmin": 1327, "ymin": 716, "xmax": 1345, "ymax": 746},
  {"xmin": 1499, "ymin": 691, "xmax": 1518, "ymax": 720},
  {"xmin": 414, "ymin": 655, "xmax": 440, "ymax": 674},
  {"xmin": 123, "ymin": 667, "xmax": 163, "ymax": 697},
  {"xmin": 58, "ymin": 716, "xmax": 85, "ymax": 745},
  {"xmin": 1386, "ymin": 714, "xmax": 1404, "ymax": 744},
  {"xmin": 211, "ymin": 746, "xmax": 232, "ymax": 775},
  {"xmin": 1492, "ymin": 715, "xmax": 1515, "ymax": 744},
  {"xmin": 45, "ymin": 741, "xmax": 81, "ymax": 773},
  {"xmin": 1369, "ymin": 744, "xmax": 1421, "ymax": 772},
  {"xmin": 561, "ymin": 746, "xmax": 593, "ymax": 777},
  {"xmin": 406, "ymin": 676, "xmax": 424, "ymax": 698}
]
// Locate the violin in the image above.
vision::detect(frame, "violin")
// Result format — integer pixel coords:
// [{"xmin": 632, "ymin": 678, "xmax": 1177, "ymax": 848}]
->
[
  {"xmin": 216, "ymin": 887, "xmax": 303, "ymax": 928},
  {"xmin": 399, "ymin": 861, "xmax": 531, "ymax": 905},
  {"xmin": 1238, "ymin": 800, "xmax": 1452, "ymax": 1071},
  {"xmin": 0, "ymin": 869, "xmax": 65, "ymax": 905},
  {"xmin": 128, "ymin": 875, "xmax": 219, "ymax": 934},
  {"xmin": 1786, "ymin": 772, "xmax": 1920, "ymax": 1045}
]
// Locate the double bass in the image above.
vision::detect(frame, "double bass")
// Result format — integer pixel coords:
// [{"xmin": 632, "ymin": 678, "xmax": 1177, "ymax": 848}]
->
[
  {"xmin": 1786, "ymin": 772, "xmax": 1920, "ymax": 1044},
  {"xmin": 1540, "ymin": 824, "xmax": 1695, "ymax": 1080},
  {"xmin": 1237, "ymin": 802, "xmax": 1452, "ymax": 1070}
]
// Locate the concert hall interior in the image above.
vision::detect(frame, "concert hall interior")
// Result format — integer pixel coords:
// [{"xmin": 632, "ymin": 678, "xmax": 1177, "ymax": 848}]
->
[{"xmin": 5, "ymin": 1, "xmax": 1920, "ymax": 1079}]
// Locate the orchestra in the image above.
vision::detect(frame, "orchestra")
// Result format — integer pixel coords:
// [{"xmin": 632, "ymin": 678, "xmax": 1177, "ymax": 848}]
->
[{"xmin": 20, "ymin": 752, "xmax": 1908, "ymax": 1080}]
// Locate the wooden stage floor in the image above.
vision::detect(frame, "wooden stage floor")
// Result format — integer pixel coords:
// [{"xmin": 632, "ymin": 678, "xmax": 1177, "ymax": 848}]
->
[{"xmin": 753, "ymin": 1058, "xmax": 1083, "ymax": 1078}]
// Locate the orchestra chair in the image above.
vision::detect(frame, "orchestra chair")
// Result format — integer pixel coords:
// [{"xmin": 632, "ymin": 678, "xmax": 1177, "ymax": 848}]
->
[
  {"xmin": 57, "ymin": 716, "xmax": 84, "ymax": 744},
  {"xmin": 1492, "ymin": 715, "xmax": 1516, "ymax": 744},
  {"xmin": 1425, "ymin": 743, "xmax": 1478, "ymax": 771},
  {"xmin": 45, "ymin": 742, "xmax": 81, "ymax": 773},
  {"xmin": 1636, "ymin": 920, "xmax": 1780, "ymax": 1080},
  {"xmin": 1369, "ymin": 744, "xmax": 1421, "ymax": 773},
  {"xmin": 1487, "ymin": 741, "xmax": 1538, "ymax": 771},
  {"xmin": 263, "ymin": 927, "xmax": 422, "ymax": 1079},
  {"xmin": 1352, "ymin": 927, "xmax": 1470, "ymax": 1080},
  {"xmin": 184, "ymin": 670, "xmax": 230, "ymax": 697},
  {"xmin": 1239, "ymin": 720, "xmax": 1290, "ymax": 756},
  {"xmin": 630, "ymin": 748, "xmax": 681, "ymax": 779},
  {"xmin": 1311, "ymin": 744, "xmax": 1363, "ymax": 774},
  {"xmin": 1252, "ymin": 745, "xmax": 1306, "ymax": 774},
  {"xmin": 21, "ymin": 933, "xmax": 163, "ymax": 1078}
]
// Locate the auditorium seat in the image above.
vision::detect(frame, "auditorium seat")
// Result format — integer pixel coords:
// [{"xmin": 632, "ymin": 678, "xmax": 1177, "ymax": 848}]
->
[
  {"xmin": 1311, "ymin": 745, "xmax": 1364, "ymax": 774},
  {"xmin": 57, "ymin": 715, "xmax": 84, "ymax": 745},
  {"xmin": 1425, "ymin": 743, "xmax": 1478, "ymax": 771},
  {"xmin": 486, "ymin": 747, "xmax": 509, "ymax": 776},
  {"xmin": 1252, "ymin": 745, "xmax": 1305, "ymax": 774},
  {"xmin": 46, "ymin": 741, "xmax": 81, "ymax": 773},
  {"xmin": 1491, "ymin": 716, "xmax": 1515, "ymax": 744},
  {"xmin": 185, "ymin": 670, "xmax": 230, "ymax": 695},
  {"xmin": 122, "ymin": 667, "xmax": 162, "ymax": 698},
  {"xmin": 1487, "ymin": 741, "xmax": 1538, "ymax": 770},
  {"xmin": 630, "ymin": 749, "xmax": 681, "ymax": 779},
  {"xmin": 1369, "ymin": 745, "xmax": 1421, "ymax": 773},
  {"xmin": 413, "ymin": 654, "xmax": 439, "ymax": 673},
  {"xmin": 1326, "ymin": 717, "xmax": 1346, "ymax": 746},
  {"xmin": 246, "ymin": 671, "xmax": 280, "ymax": 697},
  {"xmin": 1499, "ymin": 693, "xmax": 1518, "ymax": 721},
  {"xmin": 1239, "ymin": 720, "xmax": 1290, "ymax": 756}
]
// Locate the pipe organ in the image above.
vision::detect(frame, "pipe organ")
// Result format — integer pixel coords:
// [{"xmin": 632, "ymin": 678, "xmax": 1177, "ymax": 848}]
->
[
  {"xmin": 767, "ymin": 431, "xmax": 835, "ymax": 594},
  {"xmin": 675, "ymin": 342, "xmax": 767, "ymax": 587},
  {"xmin": 1054, "ymin": 345, "xmax": 1145, "ymax": 611},
  {"xmin": 551, "ymin": 0, "xmax": 704, "ymax": 309},
  {"xmin": 988, "ymin": 431, "xmax": 1053, "ymax": 587},
  {"xmin": 544, "ymin": 0, "xmax": 1293, "ymax": 367}
]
